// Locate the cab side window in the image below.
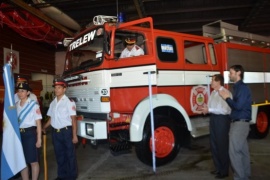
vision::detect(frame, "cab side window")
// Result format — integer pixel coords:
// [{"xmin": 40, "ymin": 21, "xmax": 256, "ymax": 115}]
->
[
  {"xmin": 209, "ymin": 43, "xmax": 217, "ymax": 65},
  {"xmin": 114, "ymin": 31, "xmax": 146, "ymax": 58},
  {"xmin": 184, "ymin": 41, "xmax": 207, "ymax": 64},
  {"xmin": 156, "ymin": 37, "xmax": 178, "ymax": 62}
]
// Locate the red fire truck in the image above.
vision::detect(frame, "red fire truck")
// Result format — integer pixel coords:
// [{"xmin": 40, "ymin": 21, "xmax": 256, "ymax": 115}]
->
[{"xmin": 62, "ymin": 16, "xmax": 270, "ymax": 166}]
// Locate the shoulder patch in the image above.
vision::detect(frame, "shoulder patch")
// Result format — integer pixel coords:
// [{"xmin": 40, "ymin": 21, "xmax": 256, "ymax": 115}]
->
[
  {"xmin": 135, "ymin": 45, "xmax": 140, "ymax": 50},
  {"xmin": 36, "ymin": 108, "xmax": 41, "ymax": 115},
  {"xmin": 69, "ymin": 98, "xmax": 74, "ymax": 102},
  {"xmin": 72, "ymin": 105, "xmax": 76, "ymax": 111}
]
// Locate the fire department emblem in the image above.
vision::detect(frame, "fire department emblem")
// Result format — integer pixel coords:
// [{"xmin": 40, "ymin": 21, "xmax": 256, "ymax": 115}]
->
[
  {"xmin": 4, "ymin": 48, "xmax": 18, "ymax": 73},
  {"xmin": 190, "ymin": 86, "xmax": 208, "ymax": 113},
  {"xmin": 36, "ymin": 108, "xmax": 41, "ymax": 115},
  {"xmin": 72, "ymin": 105, "xmax": 76, "ymax": 111}
]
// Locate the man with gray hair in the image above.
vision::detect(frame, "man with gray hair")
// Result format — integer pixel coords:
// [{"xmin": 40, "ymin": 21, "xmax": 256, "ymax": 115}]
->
[{"xmin": 199, "ymin": 74, "xmax": 231, "ymax": 179}]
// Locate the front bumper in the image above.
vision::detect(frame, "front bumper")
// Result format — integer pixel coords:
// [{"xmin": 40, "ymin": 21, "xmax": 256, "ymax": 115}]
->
[{"xmin": 77, "ymin": 118, "xmax": 107, "ymax": 140}]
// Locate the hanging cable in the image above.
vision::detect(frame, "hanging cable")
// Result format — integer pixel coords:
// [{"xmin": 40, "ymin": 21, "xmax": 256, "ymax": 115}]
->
[{"xmin": 116, "ymin": 0, "xmax": 119, "ymax": 18}]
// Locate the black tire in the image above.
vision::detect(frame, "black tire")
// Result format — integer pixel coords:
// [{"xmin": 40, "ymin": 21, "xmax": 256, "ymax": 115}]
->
[
  {"xmin": 134, "ymin": 115, "xmax": 180, "ymax": 166},
  {"xmin": 249, "ymin": 110, "xmax": 269, "ymax": 139}
]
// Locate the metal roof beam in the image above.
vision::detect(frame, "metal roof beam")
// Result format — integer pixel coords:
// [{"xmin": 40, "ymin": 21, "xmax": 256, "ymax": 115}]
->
[
  {"xmin": 153, "ymin": 16, "xmax": 246, "ymax": 26},
  {"xmin": 133, "ymin": 0, "xmax": 146, "ymax": 18},
  {"xmin": 240, "ymin": 0, "xmax": 269, "ymax": 30},
  {"xmin": 146, "ymin": 4, "xmax": 252, "ymax": 15},
  {"xmin": 9, "ymin": 0, "xmax": 74, "ymax": 36}
]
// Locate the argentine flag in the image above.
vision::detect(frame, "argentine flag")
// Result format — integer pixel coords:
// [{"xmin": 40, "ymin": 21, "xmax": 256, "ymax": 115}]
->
[{"xmin": 1, "ymin": 63, "xmax": 26, "ymax": 180}]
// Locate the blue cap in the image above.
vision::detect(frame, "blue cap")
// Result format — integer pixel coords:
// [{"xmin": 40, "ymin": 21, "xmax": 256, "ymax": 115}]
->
[{"xmin": 16, "ymin": 82, "xmax": 31, "ymax": 91}]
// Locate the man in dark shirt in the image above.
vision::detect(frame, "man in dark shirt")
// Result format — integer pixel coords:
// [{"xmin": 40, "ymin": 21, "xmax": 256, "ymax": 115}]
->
[{"xmin": 219, "ymin": 65, "xmax": 252, "ymax": 180}]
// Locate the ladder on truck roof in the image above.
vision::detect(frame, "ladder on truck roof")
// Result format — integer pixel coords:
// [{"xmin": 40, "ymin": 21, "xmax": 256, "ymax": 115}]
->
[{"xmin": 203, "ymin": 20, "xmax": 270, "ymax": 48}]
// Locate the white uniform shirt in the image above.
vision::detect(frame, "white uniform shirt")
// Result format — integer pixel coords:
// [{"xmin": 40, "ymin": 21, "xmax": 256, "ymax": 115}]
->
[
  {"xmin": 120, "ymin": 45, "xmax": 144, "ymax": 58},
  {"xmin": 208, "ymin": 86, "xmax": 232, "ymax": 115},
  {"xmin": 16, "ymin": 98, "xmax": 42, "ymax": 128},
  {"xmin": 15, "ymin": 92, "xmax": 38, "ymax": 103},
  {"xmin": 47, "ymin": 94, "xmax": 76, "ymax": 129}
]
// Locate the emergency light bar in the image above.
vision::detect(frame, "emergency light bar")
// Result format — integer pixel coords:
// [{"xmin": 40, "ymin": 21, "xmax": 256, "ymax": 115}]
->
[{"xmin": 93, "ymin": 15, "xmax": 118, "ymax": 25}]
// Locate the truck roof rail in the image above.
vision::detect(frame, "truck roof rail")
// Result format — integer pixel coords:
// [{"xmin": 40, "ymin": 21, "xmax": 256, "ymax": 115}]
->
[{"xmin": 203, "ymin": 20, "xmax": 270, "ymax": 48}]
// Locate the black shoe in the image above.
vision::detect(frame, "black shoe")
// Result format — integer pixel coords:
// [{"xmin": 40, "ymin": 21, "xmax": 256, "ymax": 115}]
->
[
  {"xmin": 215, "ymin": 173, "xmax": 228, "ymax": 179},
  {"xmin": 54, "ymin": 178, "xmax": 63, "ymax": 180},
  {"xmin": 210, "ymin": 170, "xmax": 219, "ymax": 175}
]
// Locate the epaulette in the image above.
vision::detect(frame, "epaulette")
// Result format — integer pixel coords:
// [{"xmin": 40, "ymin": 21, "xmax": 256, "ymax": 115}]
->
[
  {"xmin": 69, "ymin": 98, "xmax": 74, "ymax": 102},
  {"xmin": 135, "ymin": 45, "xmax": 140, "ymax": 50}
]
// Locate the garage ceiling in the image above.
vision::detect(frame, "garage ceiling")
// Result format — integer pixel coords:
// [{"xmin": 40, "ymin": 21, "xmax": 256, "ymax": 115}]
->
[{"xmin": 2, "ymin": 0, "xmax": 270, "ymax": 45}]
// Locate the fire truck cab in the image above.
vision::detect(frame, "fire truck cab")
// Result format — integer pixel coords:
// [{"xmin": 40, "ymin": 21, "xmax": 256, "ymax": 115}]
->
[{"xmin": 62, "ymin": 16, "xmax": 270, "ymax": 166}]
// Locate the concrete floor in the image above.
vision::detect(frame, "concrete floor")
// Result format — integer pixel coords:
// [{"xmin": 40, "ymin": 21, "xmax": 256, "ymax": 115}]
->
[
  {"xmin": 37, "ymin": 129, "xmax": 270, "ymax": 180},
  {"xmin": 3, "ymin": 130, "xmax": 270, "ymax": 180}
]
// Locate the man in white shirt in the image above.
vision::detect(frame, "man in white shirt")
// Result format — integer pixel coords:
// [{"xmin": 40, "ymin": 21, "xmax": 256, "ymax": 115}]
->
[
  {"xmin": 119, "ymin": 38, "xmax": 144, "ymax": 58},
  {"xmin": 42, "ymin": 78, "xmax": 78, "ymax": 180},
  {"xmin": 200, "ymin": 74, "xmax": 232, "ymax": 179}
]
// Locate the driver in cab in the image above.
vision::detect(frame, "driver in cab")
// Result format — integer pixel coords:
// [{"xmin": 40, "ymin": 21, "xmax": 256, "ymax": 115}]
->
[{"xmin": 120, "ymin": 38, "xmax": 144, "ymax": 58}]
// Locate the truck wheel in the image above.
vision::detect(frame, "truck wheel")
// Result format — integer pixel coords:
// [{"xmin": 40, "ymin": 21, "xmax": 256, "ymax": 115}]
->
[
  {"xmin": 135, "ymin": 115, "xmax": 180, "ymax": 166},
  {"xmin": 250, "ymin": 110, "xmax": 269, "ymax": 139}
]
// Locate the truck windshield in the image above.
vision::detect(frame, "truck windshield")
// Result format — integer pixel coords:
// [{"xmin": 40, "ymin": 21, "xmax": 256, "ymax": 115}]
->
[{"xmin": 64, "ymin": 27, "xmax": 104, "ymax": 73}]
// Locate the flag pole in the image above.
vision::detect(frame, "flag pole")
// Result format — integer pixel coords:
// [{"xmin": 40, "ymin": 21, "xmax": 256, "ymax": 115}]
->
[
  {"xmin": 142, "ymin": 70, "xmax": 156, "ymax": 173},
  {"xmin": 43, "ymin": 132, "xmax": 48, "ymax": 180},
  {"xmin": 9, "ymin": 44, "xmax": 13, "ymax": 65},
  {"xmin": 1, "ymin": 44, "xmax": 26, "ymax": 180},
  {"xmin": 147, "ymin": 71, "xmax": 156, "ymax": 173}
]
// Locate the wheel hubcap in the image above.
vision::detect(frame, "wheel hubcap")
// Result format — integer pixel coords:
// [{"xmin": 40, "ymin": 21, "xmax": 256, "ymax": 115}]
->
[
  {"xmin": 257, "ymin": 112, "xmax": 268, "ymax": 133},
  {"xmin": 150, "ymin": 126, "xmax": 175, "ymax": 158}
]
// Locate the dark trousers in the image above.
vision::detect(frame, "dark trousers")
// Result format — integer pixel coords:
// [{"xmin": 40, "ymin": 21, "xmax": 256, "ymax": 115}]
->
[
  {"xmin": 210, "ymin": 114, "xmax": 230, "ymax": 175},
  {"xmin": 52, "ymin": 127, "xmax": 78, "ymax": 180}
]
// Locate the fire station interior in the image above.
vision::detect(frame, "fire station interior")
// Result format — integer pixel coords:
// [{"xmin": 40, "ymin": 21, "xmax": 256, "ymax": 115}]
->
[{"xmin": 1, "ymin": 0, "xmax": 270, "ymax": 179}]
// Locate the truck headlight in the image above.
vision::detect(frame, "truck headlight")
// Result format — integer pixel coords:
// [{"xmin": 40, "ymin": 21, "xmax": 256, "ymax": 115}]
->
[{"xmin": 85, "ymin": 123, "xmax": 94, "ymax": 137}]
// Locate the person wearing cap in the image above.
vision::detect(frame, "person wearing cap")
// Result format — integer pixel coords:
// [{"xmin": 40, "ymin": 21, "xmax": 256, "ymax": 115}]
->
[
  {"xmin": 16, "ymin": 82, "xmax": 42, "ymax": 180},
  {"xmin": 119, "ymin": 37, "xmax": 144, "ymax": 58},
  {"xmin": 197, "ymin": 74, "xmax": 232, "ymax": 179},
  {"xmin": 42, "ymin": 78, "xmax": 78, "ymax": 180},
  {"xmin": 14, "ymin": 77, "xmax": 38, "ymax": 103}
]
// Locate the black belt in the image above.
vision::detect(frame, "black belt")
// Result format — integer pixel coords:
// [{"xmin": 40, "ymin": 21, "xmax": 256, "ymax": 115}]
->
[
  {"xmin": 231, "ymin": 119, "xmax": 250, "ymax": 123},
  {"xmin": 20, "ymin": 126, "xmax": 36, "ymax": 133},
  {"xmin": 52, "ymin": 126, "xmax": 72, "ymax": 132}
]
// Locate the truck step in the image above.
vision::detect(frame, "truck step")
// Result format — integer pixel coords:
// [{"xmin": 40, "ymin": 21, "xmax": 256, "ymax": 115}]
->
[
  {"xmin": 110, "ymin": 141, "xmax": 132, "ymax": 155},
  {"xmin": 191, "ymin": 126, "xmax": 209, "ymax": 138}
]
